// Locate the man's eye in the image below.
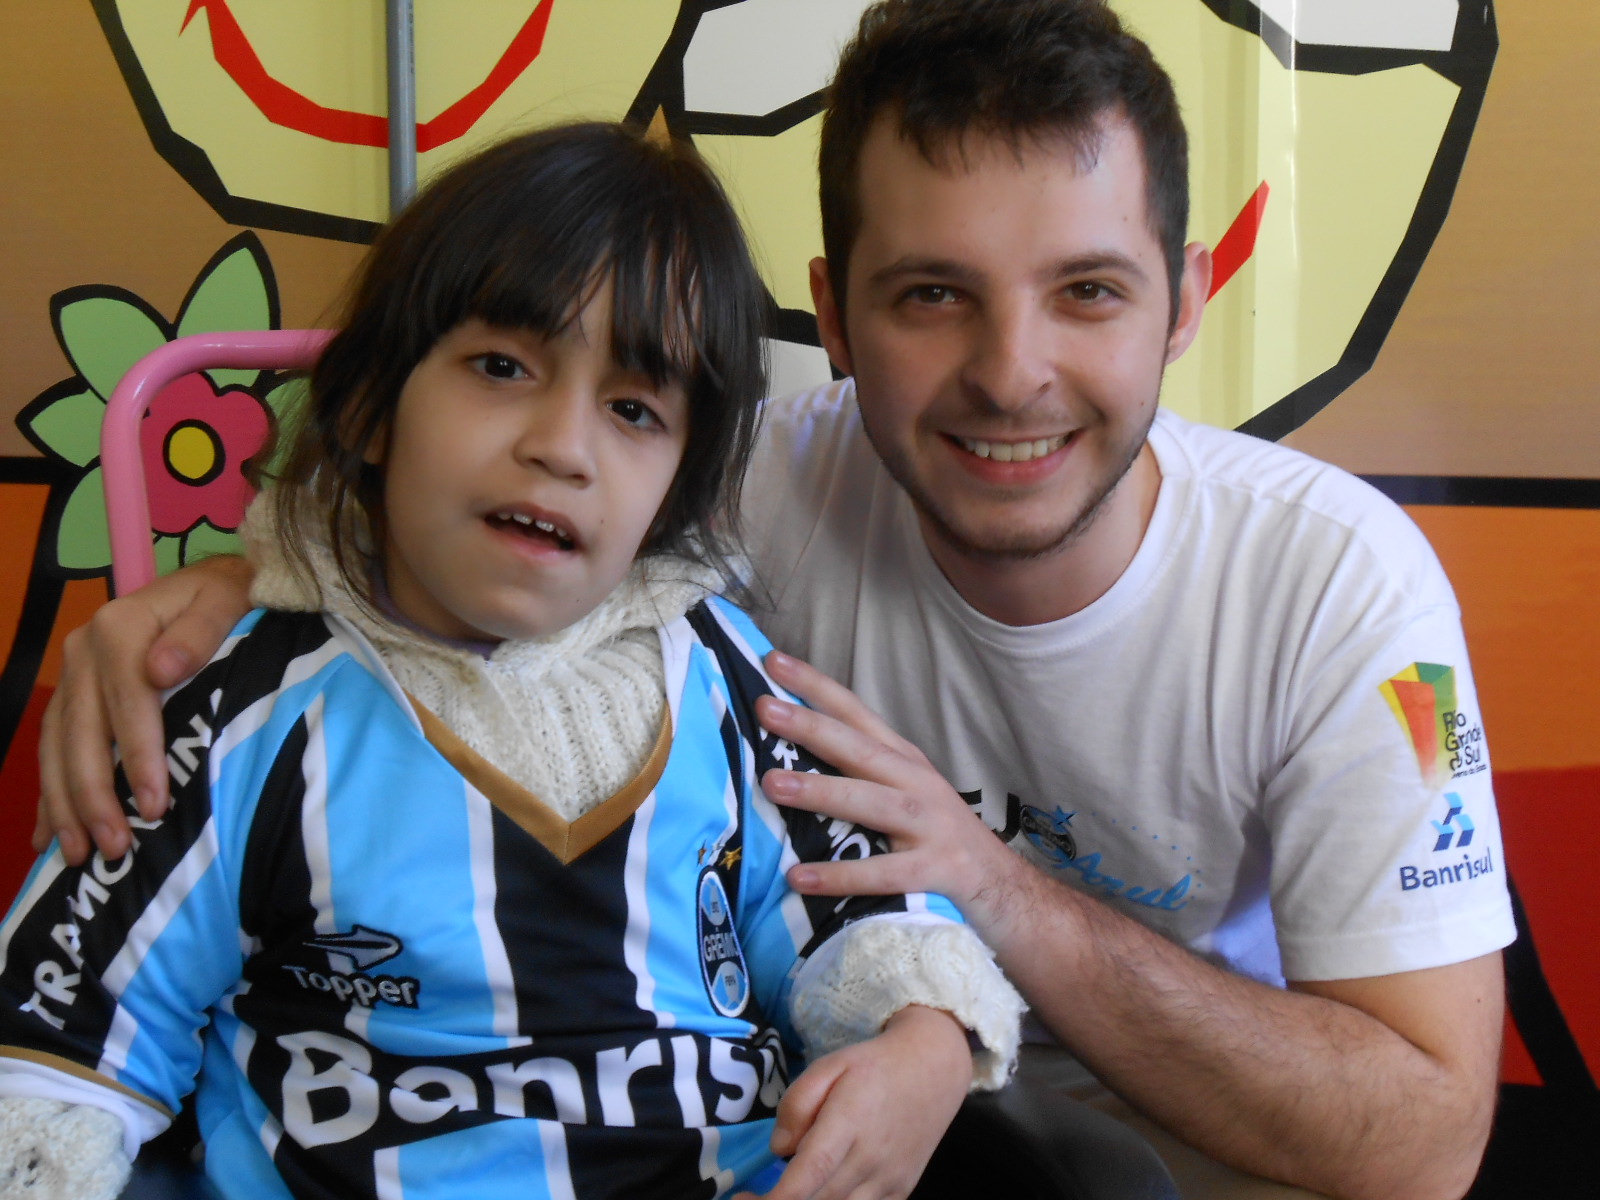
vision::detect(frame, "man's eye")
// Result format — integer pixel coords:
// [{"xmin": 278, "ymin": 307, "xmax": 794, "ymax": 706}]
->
[
  {"xmin": 609, "ymin": 398, "xmax": 662, "ymax": 429},
  {"xmin": 906, "ymin": 284, "xmax": 960, "ymax": 305},
  {"xmin": 471, "ymin": 352, "xmax": 527, "ymax": 380},
  {"xmin": 1065, "ymin": 281, "xmax": 1112, "ymax": 303}
]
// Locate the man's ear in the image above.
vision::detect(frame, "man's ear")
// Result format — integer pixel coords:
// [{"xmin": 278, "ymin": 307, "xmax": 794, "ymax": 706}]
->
[
  {"xmin": 1165, "ymin": 241, "xmax": 1213, "ymax": 365},
  {"xmin": 809, "ymin": 256, "xmax": 855, "ymax": 378}
]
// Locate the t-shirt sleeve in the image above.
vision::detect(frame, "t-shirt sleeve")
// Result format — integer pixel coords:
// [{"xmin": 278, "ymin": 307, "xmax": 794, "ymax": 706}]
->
[
  {"xmin": 1262, "ymin": 549, "xmax": 1515, "ymax": 981},
  {"xmin": 682, "ymin": 601, "xmax": 968, "ymax": 1040},
  {"xmin": 0, "ymin": 611, "xmax": 318, "ymax": 1121}
]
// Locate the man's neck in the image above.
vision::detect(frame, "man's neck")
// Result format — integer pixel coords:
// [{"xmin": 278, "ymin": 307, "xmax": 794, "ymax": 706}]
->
[{"xmin": 921, "ymin": 442, "xmax": 1162, "ymax": 627}]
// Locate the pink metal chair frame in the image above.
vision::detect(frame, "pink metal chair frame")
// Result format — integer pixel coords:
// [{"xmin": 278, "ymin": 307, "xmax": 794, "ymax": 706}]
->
[{"xmin": 101, "ymin": 330, "xmax": 334, "ymax": 596}]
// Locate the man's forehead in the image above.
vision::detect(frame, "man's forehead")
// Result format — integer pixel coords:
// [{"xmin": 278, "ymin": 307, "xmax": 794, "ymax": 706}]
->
[
  {"xmin": 864, "ymin": 110, "xmax": 1117, "ymax": 184},
  {"xmin": 852, "ymin": 113, "xmax": 1160, "ymax": 261}
]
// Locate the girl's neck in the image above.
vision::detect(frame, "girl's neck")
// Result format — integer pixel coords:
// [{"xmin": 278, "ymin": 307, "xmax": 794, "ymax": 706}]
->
[{"xmin": 372, "ymin": 568, "xmax": 503, "ymax": 660}]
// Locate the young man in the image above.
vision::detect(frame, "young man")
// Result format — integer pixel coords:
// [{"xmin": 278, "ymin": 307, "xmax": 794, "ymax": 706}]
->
[{"xmin": 34, "ymin": 2, "xmax": 1511, "ymax": 1197}]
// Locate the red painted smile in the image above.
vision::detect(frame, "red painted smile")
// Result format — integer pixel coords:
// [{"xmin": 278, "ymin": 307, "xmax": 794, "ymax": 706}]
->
[{"xmin": 181, "ymin": 0, "xmax": 558, "ymax": 151}]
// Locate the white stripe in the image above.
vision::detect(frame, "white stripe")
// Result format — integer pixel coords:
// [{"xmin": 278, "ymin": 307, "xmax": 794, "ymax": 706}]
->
[
  {"xmin": 699, "ymin": 1125, "xmax": 735, "ymax": 1199},
  {"xmin": 0, "ymin": 854, "xmax": 67, "ymax": 975},
  {"xmin": 325, "ymin": 614, "xmax": 420, "ymax": 728},
  {"xmin": 374, "ymin": 1146, "xmax": 404, "ymax": 1199},
  {"xmin": 704, "ymin": 606, "xmax": 788, "ymax": 700},
  {"xmin": 538, "ymin": 1120, "xmax": 579, "ymax": 1200},
  {"xmin": 658, "ymin": 617, "xmax": 694, "ymax": 730},
  {"xmin": 97, "ymin": 822, "xmax": 221, "ymax": 1074},
  {"xmin": 622, "ymin": 792, "xmax": 662, "ymax": 1023},
  {"xmin": 300, "ymin": 695, "xmax": 335, "ymax": 934},
  {"xmin": 206, "ymin": 635, "xmax": 348, "ymax": 770},
  {"xmin": 749, "ymin": 786, "xmax": 814, "ymax": 954},
  {"xmin": 464, "ymin": 781, "xmax": 522, "ymax": 1041},
  {"xmin": 671, "ymin": 1035, "xmax": 707, "ymax": 1127},
  {"xmin": 258, "ymin": 1110, "xmax": 284, "ymax": 1165}
]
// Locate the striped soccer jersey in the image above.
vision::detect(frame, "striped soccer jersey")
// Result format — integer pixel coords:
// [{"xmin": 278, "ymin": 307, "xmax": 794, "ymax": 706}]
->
[{"xmin": 0, "ymin": 598, "xmax": 960, "ymax": 1199}]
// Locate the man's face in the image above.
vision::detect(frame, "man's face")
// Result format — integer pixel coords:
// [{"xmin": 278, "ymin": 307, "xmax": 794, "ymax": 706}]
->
[{"xmin": 813, "ymin": 115, "xmax": 1206, "ymax": 568}]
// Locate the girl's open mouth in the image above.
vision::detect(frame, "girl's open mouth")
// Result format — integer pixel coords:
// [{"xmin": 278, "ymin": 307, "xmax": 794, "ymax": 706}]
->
[{"xmin": 487, "ymin": 510, "xmax": 576, "ymax": 551}]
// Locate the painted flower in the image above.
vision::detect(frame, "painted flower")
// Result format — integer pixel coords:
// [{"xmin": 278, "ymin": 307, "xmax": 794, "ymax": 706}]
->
[
  {"xmin": 16, "ymin": 233, "xmax": 299, "ymax": 578},
  {"xmin": 141, "ymin": 372, "xmax": 270, "ymax": 536}
]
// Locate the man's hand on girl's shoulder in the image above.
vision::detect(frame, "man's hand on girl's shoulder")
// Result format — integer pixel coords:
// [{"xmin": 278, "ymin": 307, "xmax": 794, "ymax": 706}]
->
[{"xmin": 35, "ymin": 554, "xmax": 255, "ymax": 865}]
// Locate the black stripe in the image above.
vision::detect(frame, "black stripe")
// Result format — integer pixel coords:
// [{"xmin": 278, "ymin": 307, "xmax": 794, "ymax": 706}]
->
[
  {"xmin": 492, "ymin": 808, "xmax": 648, "ymax": 1038},
  {"xmin": 1361, "ymin": 475, "xmax": 1600, "ymax": 510},
  {"xmin": 685, "ymin": 602, "xmax": 910, "ymax": 958}
]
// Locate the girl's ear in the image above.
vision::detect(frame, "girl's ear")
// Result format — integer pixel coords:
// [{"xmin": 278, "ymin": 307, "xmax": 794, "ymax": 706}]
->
[{"xmin": 361, "ymin": 426, "xmax": 386, "ymax": 466}]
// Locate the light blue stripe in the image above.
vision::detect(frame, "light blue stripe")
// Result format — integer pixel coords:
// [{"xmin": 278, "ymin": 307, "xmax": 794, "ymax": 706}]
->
[
  {"xmin": 387, "ymin": 1119, "xmax": 564, "ymax": 1199},
  {"xmin": 315, "ymin": 670, "xmax": 507, "ymax": 1057}
]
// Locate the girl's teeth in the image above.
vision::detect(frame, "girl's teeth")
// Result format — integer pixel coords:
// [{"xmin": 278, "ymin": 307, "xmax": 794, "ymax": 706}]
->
[{"xmin": 960, "ymin": 435, "xmax": 1068, "ymax": 461}]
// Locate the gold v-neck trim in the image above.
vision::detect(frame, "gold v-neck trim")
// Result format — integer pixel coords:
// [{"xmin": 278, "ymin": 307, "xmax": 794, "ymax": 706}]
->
[{"xmin": 408, "ymin": 695, "xmax": 672, "ymax": 865}]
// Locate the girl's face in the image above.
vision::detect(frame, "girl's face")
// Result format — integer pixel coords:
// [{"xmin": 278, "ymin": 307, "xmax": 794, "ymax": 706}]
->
[{"xmin": 374, "ymin": 289, "xmax": 689, "ymax": 643}]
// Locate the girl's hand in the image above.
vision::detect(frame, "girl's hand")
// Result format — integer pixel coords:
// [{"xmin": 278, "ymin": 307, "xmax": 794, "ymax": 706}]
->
[
  {"xmin": 735, "ymin": 1005, "xmax": 973, "ymax": 1200},
  {"xmin": 36, "ymin": 555, "xmax": 255, "ymax": 864}
]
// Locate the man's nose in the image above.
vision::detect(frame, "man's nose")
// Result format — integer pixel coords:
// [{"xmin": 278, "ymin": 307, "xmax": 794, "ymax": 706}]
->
[
  {"xmin": 513, "ymin": 388, "xmax": 597, "ymax": 482},
  {"xmin": 959, "ymin": 301, "xmax": 1054, "ymax": 413}
]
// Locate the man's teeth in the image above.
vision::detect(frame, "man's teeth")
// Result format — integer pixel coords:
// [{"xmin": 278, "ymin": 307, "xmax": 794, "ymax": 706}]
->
[{"xmin": 957, "ymin": 435, "xmax": 1069, "ymax": 462}]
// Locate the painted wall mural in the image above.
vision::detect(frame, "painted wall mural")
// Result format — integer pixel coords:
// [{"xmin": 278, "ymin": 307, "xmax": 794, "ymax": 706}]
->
[{"xmin": 0, "ymin": 0, "xmax": 1593, "ymax": 1155}]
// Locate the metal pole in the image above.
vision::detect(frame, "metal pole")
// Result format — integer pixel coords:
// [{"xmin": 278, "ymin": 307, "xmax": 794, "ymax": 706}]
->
[{"xmin": 386, "ymin": 0, "xmax": 417, "ymax": 214}]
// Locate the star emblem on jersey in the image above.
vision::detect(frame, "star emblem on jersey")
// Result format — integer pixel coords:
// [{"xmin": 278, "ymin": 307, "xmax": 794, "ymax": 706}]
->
[
  {"xmin": 1019, "ymin": 804, "xmax": 1078, "ymax": 863},
  {"xmin": 696, "ymin": 868, "xmax": 750, "ymax": 1018}
]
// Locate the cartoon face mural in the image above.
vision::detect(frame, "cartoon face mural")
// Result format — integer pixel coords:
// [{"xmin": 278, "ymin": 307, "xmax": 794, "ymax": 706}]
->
[{"xmin": 93, "ymin": 0, "xmax": 1495, "ymax": 433}]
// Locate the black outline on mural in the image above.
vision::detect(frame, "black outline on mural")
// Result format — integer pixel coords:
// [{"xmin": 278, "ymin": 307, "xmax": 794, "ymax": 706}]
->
[
  {"xmin": 1208, "ymin": 1, "xmax": 1499, "ymax": 442},
  {"xmin": 1364, "ymin": 476, "xmax": 1600, "ymax": 510},
  {"xmin": 0, "ymin": 458, "xmax": 85, "ymax": 769},
  {"xmin": 90, "ymin": 0, "xmax": 382, "ymax": 245}
]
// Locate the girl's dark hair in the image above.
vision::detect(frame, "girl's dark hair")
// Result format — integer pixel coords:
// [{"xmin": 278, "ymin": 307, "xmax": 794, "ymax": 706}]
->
[
  {"xmin": 272, "ymin": 120, "xmax": 769, "ymax": 605},
  {"xmin": 820, "ymin": 0, "xmax": 1189, "ymax": 317}
]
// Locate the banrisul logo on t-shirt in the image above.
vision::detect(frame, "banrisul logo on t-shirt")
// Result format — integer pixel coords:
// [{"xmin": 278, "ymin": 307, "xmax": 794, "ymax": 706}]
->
[
  {"xmin": 1399, "ymin": 793, "xmax": 1495, "ymax": 894},
  {"xmin": 1380, "ymin": 663, "xmax": 1487, "ymax": 788}
]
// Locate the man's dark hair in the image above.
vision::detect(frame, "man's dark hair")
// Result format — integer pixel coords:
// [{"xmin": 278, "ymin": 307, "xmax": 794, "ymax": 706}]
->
[
  {"xmin": 271, "ymin": 121, "xmax": 769, "ymax": 605},
  {"xmin": 819, "ymin": 0, "xmax": 1189, "ymax": 313}
]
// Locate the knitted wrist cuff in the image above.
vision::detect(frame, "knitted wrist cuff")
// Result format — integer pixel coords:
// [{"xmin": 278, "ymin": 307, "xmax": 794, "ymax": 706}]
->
[
  {"xmin": 788, "ymin": 917, "xmax": 1025, "ymax": 1091},
  {"xmin": 0, "ymin": 1098, "xmax": 132, "ymax": 1200}
]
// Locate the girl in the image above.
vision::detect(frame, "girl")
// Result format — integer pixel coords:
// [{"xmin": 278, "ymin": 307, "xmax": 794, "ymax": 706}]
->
[{"xmin": 0, "ymin": 123, "xmax": 1020, "ymax": 1199}]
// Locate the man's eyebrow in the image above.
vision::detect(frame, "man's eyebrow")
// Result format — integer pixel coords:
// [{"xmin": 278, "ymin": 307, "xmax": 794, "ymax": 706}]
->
[
  {"xmin": 865, "ymin": 252, "xmax": 1151, "ymax": 290},
  {"xmin": 865, "ymin": 257, "xmax": 982, "ymax": 289},
  {"xmin": 1046, "ymin": 252, "xmax": 1149, "ymax": 284}
]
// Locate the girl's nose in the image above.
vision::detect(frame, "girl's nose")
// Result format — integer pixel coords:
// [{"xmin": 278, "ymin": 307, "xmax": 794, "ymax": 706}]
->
[{"xmin": 513, "ymin": 388, "xmax": 596, "ymax": 483}]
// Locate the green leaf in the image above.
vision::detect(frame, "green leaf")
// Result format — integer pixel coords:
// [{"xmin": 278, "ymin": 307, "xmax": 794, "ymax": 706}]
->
[
  {"xmin": 24, "ymin": 387, "xmax": 106, "ymax": 468},
  {"xmin": 153, "ymin": 533, "xmax": 184, "ymax": 579},
  {"xmin": 259, "ymin": 377, "xmax": 310, "ymax": 477},
  {"xmin": 56, "ymin": 297, "xmax": 168, "ymax": 402},
  {"xmin": 177, "ymin": 242, "xmax": 274, "ymax": 389},
  {"xmin": 55, "ymin": 468, "xmax": 112, "ymax": 572},
  {"xmin": 180, "ymin": 521, "xmax": 243, "ymax": 566}
]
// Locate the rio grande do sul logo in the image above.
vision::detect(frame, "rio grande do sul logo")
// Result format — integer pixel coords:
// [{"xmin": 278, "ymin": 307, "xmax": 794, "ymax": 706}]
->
[{"xmin": 1379, "ymin": 662, "xmax": 1487, "ymax": 790}]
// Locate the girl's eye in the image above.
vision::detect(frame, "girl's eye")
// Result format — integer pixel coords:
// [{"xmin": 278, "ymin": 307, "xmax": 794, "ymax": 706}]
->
[
  {"xmin": 609, "ymin": 398, "xmax": 663, "ymax": 430},
  {"xmin": 472, "ymin": 352, "xmax": 527, "ymax": 380}
]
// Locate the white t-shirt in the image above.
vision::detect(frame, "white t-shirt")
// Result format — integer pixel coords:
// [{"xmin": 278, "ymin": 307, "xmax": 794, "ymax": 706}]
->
[{"xmin": 742, "ymin": 380, "xmax": 1515, "ymax": 985}]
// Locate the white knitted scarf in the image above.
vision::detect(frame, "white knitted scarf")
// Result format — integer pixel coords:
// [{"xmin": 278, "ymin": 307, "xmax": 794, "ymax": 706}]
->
[{"xmin": 243, "ymin": 501, "xmax": 725, "ymax": 820}]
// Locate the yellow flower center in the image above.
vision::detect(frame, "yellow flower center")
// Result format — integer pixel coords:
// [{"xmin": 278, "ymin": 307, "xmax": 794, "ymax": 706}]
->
[{"xmin": 166, "ymin": 422, "xmax": 221, "ymax": 483}]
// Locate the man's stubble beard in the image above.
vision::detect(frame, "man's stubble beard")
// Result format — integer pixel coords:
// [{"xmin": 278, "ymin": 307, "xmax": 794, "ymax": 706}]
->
[{"xmin": 862, "ymin": 400, "xmax": 1159, "ymax": 565}]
